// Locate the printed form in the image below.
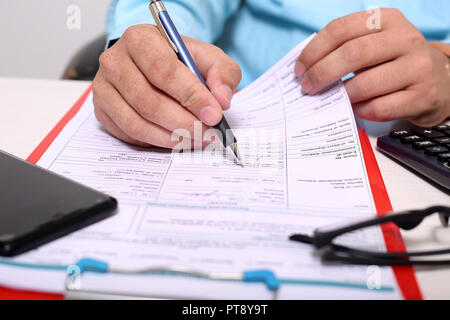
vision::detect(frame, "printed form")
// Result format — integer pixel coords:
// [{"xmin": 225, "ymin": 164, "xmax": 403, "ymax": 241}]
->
[{"xmin": 0, "ymin": 36, "xmax": 402, "ymax": 299}]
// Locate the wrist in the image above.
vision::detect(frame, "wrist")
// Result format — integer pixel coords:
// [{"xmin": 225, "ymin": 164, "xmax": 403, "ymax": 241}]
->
[{"xmin": 429, "ymin": 43, "xmax": 450, "ymax": 122}]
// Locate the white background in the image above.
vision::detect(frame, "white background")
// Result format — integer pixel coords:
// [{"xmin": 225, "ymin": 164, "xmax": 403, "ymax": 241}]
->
[{"xmin": 0, "ymin": 0, "xmax": 110, "ymax": 79}]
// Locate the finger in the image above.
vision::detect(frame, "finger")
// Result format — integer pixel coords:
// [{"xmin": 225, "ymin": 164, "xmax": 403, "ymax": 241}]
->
[
  {"xmin": 94, "ymin": 107, "xmax": 152, "ymax": 148},
  {"xmin": 301, "ymin": 31, "xmax": 404, "ymax": 94},
  {"xmin": 123, "ymin": 25, "xmax": 223, "ymax": 126},
  {"xmin": 186, "ymin": 38, "xmax": 242, "ymax": 110},
  {"xmin": 353, "ymin": 90, "xmax": 420, "ymax": 122},
  {"xmin": 96, "ymin": 106, "xmax": 207, "ymax": 150},
  {"xmin": 344, "ymin": 55, "xmax": 417, "ymax": 104},
  {"xmin": 93, "ymin": 76, "xmax": 186, "ymax": 149},
  {"xmin": 295, "ymin": 9, "xmax": 402, "ymax": 75},
  {"xmin": 100, "ymin": 51, "xmax": 209, "ymax": 141}
]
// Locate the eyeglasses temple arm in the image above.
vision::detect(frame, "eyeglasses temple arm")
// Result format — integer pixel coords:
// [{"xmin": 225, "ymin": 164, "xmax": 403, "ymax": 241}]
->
[{"xmin": 290, "ymin": 206, "xmax": 450, "ymax": 248}]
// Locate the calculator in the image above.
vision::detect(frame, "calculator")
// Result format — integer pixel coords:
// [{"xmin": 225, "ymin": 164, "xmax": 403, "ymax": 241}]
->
[{"xmin": 377, "ymin": 124, "xmax": 450, "ymax": 191}]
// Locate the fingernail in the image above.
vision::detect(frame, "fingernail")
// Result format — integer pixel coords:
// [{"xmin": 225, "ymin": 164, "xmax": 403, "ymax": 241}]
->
[
  {"xmin": 295, "ymin": 62, "xmax": 307, "ymax": 77},
  {"xmin": 200, "ymin": 106, "xmax": 221, "ymax": 126},
  {"xmin": 301, "ymin": 76, "xmax": 312, "ymax": 94},
  {"xmin": 219, "ymin": 85, "xmax": 233, "ymax": 109}
]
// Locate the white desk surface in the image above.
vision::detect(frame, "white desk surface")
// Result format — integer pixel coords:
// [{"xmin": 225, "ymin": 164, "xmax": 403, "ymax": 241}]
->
[{"xmin": 0, "ymin": 77, "xmax": 448, "ymax": 299}]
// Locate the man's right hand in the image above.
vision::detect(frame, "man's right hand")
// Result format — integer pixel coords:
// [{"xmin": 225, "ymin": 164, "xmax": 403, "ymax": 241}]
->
[{"xmin": 92, "ymin": 25, "xmax": 242, "ymax": 148}]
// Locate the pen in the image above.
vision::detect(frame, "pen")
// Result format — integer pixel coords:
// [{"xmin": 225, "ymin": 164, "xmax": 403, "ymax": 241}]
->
[{"xmin": 149, "ymin": 0, "xmax": 243, "ymax": 166}]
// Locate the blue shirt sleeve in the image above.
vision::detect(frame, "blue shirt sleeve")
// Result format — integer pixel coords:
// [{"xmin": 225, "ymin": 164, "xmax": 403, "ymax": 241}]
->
[
  {"xmin": 107, "ymin": 0, "xmax": 242, "ymax": 44},
  {"xmin": 106, "ymin": 0, "xmax": 450, "ymax": 86}
]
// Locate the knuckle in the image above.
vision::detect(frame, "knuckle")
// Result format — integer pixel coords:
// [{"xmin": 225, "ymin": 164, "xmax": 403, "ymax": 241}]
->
[
  {"xmin": 99, "ymin": 50, "xmax": 117, "ymax": 73},
  {"xmin": 92, "ymin": 76, "xmax": 108, "ymax": 105},
  {"xmin": 384, "ymin": 8, "xmax": 402, "ymax": 19},
  {"xmin": 341, "ymin": 40, "xmax": 365, "ymax": 63},
  {"xmin": 150, "ymin": 58, "xmax": 177, "ymax": 86},
  {"xmin": 139, "ymin": 95, "xmax": 162, "ymax": 121},
  {"xmin": 326, "ymin": 18, "xmax": 348, "ymax": 40},
  {"xmin": 180, "ymin": 83, "xmax": 206, "ymax": 109},
  {"xmin": 425, "ymin": 84, "xmax": 439, "ymax": 106},
  {"xmin": 122, "ymin": 117, "xmax": 143, "ymax": 140},
  {"xmin": 123, "ymin": 25, "xmax": 144, "ymax": 46},
  {"xmin": 94, "ymin": 107, "xmax": 105, "ymax": 124},
  {"xmin": 416, "ymin": 56, "xmax": 433, "ymax": 78},
  {"xmin": 124, "ymin": 25, "xmax": 163, "ymax": 54},
  {"xmin": 92, "ymin": 89, "xmax": 101, "ymax": 109},
  {"xmin": 406, "ymin": 30, "xmax": 426, "ymax": 47},
  {"xmin": 146, "ymin": 24, "xmax": 160, "ymax": 34},
  {"xmin": 133, "ymin": 90, "xmax": 149, "ymax": 112},
  {"xmin": 91, "ymin": 76, "xmax": 101, "ymax": 96}
]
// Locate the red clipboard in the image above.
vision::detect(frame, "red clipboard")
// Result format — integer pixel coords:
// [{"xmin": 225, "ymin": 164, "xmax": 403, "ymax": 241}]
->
[{"xmin": 0, "ymin": 87, "xmax": 423, "ymax": 300}]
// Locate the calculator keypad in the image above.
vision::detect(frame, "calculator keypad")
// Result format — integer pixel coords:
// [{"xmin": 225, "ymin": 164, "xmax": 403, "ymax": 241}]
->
[
  {"xmin": 412, "ymin": 128, "xmax": 445, "ymax": 138},
  {"xmin": 435, "ymin": 137, "xmax": 450, "ymax": 145},
  {"xmin": 434, "ymin": 125, "xmax": 450, "ymax": 131},
  {"xmin": 378, "ymin": 124, "xmax": 450, "ymax": 190},
  {"xmin": 425, "ymin": 146, "xmax": 449, "ymax": 156},
  {"xmin": 438, "ymin": 153, "xmax": 450, "ymax": 162},
  {"xmin": 400, "ymin": 135, "xmax": 422, "ymax": 144},
  {"xmin": 412, "ymin": 140, "xmax": 436, "ymax": 150}
]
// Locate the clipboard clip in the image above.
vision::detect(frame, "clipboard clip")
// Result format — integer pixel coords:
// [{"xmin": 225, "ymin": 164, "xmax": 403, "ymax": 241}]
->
[{"xmin": 65, "ymin": 258, "xmax": 281, "ymax": 300}]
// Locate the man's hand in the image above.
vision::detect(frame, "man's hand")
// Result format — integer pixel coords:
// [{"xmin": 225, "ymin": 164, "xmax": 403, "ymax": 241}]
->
[
  {"xmin": 92, "ymin": 24, "xmax": 242, "ymax": 148},
  {"xmin": 295, "ymin": 9, "xmax": 450, "ymax": 127}
]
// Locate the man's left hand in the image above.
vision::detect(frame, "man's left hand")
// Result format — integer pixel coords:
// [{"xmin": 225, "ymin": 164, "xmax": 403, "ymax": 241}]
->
[{"xmin": 295, "ymin": 9, "xmax": 450, "ymax": 126}]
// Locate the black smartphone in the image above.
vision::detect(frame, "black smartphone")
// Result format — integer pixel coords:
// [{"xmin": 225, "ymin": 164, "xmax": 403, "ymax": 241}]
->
[{"xmin": 0, "ymin": 150, "xmax": 118, "ymax": 257}]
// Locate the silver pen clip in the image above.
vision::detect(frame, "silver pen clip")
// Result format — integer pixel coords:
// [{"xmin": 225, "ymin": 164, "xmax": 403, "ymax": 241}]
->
[{"xmin": 149, "ymin": 0, "xmax": 179, "ymax": 54}]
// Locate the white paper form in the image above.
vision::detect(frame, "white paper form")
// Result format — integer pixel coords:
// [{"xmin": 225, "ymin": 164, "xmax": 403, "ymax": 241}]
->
[{"xmin": 0, "ymin": 36, "xmax": 403, "ymax": 299}]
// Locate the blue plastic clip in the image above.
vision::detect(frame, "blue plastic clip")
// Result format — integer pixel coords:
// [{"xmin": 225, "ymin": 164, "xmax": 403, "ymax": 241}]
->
[
  {"xmin": 243, "ymin": 270, "xmax": 280, "ymax": 291},
  {"xmin": 70, "ymin": 260, "xmax": 280, "ymax": 293},
  {"xmin": 75, "ymin": 258, "xmax": 109, "ymax": 274}
]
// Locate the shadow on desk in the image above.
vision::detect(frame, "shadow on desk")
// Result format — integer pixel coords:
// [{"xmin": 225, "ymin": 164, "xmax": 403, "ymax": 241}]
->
[{"xmin": 62, "ymin": 34, "xmax": 105, "ymax": 81}]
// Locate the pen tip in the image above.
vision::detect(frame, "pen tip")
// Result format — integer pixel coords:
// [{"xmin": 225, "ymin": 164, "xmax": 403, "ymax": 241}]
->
[{"xmin": 230, "ymin": 143, "xmax": 244, "ymax": 167}]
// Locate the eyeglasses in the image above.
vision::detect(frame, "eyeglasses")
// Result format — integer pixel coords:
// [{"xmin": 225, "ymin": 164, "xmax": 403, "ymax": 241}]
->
[{"xmin": 290, "ymin": 206, "xmax": 450, "ymax": 266}]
